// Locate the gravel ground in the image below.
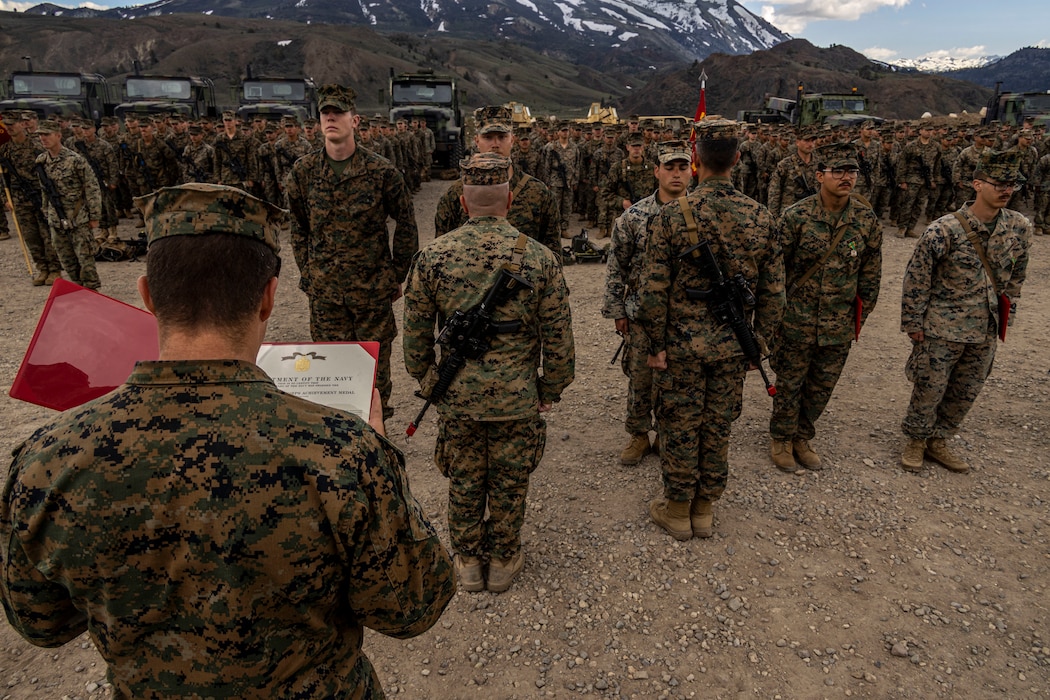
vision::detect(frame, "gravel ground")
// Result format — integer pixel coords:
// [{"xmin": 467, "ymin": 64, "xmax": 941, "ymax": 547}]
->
[{"xmin": 1, "ymin": 180, "xmax": 1047, "ymax": 700}]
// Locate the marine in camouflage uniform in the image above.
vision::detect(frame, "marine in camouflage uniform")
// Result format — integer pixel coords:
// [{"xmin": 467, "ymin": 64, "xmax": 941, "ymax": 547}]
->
[
  {"xmin": 1032, "ymin": 151, "xmax": 1050, "ymax": 234},
  {"xmin": 0, "ymin": 183, "xmax": 454, "ymax": 699},
  {"xmin": 126, "ymin": 118, "xmax": 181, "ymax": 197},
  {"xmin": 768, "ymin": 143, "xmax": 882, "ymax": 472},
  {"xmin": 273, "ymin": 116, "xmax": 313, "ymax": 193},
  {"xmin": 435, "ymin": 106, "xmax": 562, "ymax": 259},
  {"xmin": 953, "ymin": 129, "xmax": 992, "ymax": 208},
  {"xmin": 871, "ymin": 135, "xmax": 898, "ymax": 219},
  {"xmin": 213, "ymin": 110, "xmax": 258, "ymax": 191},
  {"xmin": 181, "ymin": 124, "xmax": 217, "ymax": 183},
  {"xmin": 602, "ymin": 140, "xmax": 692, "ymax": 465},
  {"xmin": 591, "ymin": 131, "xmax": 624, "ymax": 236},
  {"xmin": 851, "ymin": 121, "xmax": 881, "ymax": 202},
  {"xmin": 895, "ymin": 123, "xmax": 942, "ymax": 237},
  {"xmin": 511, "ymin": 128, "xmax": 543, "ymax": 179},
  {"xmin": 637, "ymin": 118, "xmax": 785, "ymax": 541},
  {"xmin": 603, "ymin": 134, "xmax": 657, "ymax": 217},
  {"xmin": 0, "ymin": 111, "xmax": 62, "ymax": 284},
  {"xmin": 256, "ymin": 122, "xmax": 282, "ymax": 206},
  {"xmin": 736, "ymin": 128, "xmax": 761, "ymax": 200},
  {"xmin": 767, "ymin": 128, "xmax": 819, "ymax": 218},
  {"xmin": 403, "ymin": 153, "xmax": 574, "ymax": 593},
  {"xmin": 72, "ymin": 118, "xmax": 121, "ymax": 241},
  {"xmin": 900, "ymin": 151, "xmax": 1031, "ymax": 474},
  {"xmin": 34, "ymin": 119, "xmax": 102, "ymax": 289},
  {"xmin": 286, "ymin": 85, "xmax": 419, "ymax": 421},
  {"xmin": 541, "ymin": 122, "xmax": 580, "ymax": 234},
  {"xmin": 1005, "ymin": 129, "xmax": 1039, "ymax": 211}
]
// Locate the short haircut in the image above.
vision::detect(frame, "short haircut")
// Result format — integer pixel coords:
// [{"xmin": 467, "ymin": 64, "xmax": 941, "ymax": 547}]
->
[
  {"xmin": 462, "ymin": 183, "xmax": 510, "ymax": 215},
  {"xmin": 697, "ymin": 138, "xmax": 738, "ymax": 173},
  {"xmin": 146, "ymin": 234, "xmax": 280, "ymax": 335}
]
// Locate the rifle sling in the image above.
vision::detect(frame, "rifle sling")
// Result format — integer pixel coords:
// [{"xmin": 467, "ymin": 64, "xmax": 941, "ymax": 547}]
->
[
  {"xmin": 952, "ymin": 210, "xmax": 1001, "ymax": 296},
  {"xmin": 505, "ymin": 232, "xmax": 528, "ymax": 274},
  {"xmin": 786, "ymin": 210, "xmax": 852, "ymax": 298},
  {"xmin": 677, "ymin": 195, "xmax": 700, "ymax": 252}
]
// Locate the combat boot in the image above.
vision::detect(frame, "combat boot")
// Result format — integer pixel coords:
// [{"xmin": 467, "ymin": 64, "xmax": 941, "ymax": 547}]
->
[
  {"xmin": 32, "ymin": 269, "xmax": 49, "ymax": 286},
  {"xmin": 901, "ymin": 438, "xmax": 926, "ymax": 472},
  {"xmin": 454, "ymin": 554, "xmax": 484, "ymax": 592},
  {"xmin": 620, "ymin": 433, "xmax": 651, "ymax": 466},
  {"xmin": 770, "ymin": 439, "xmax": 797, "ymax": 472},
  {"xmin": 792, "ymin": 439, "xmax": 823, "ymax": 470},
  {"xmin": 44, "ymin": 270, "xmax": 62, "ymax": 285},
  {"xmin": 0, "ymin": 230, "xmax": 10, "ymax": 241},
  {"xmin": 690, "ymin": 497, "xmax": 713, "ymax": 538},
  {"xmin": 487, "ymin": 550, "xmax": 524, "ymax": 593},
  {"xmin": 107, "ymin": 227, "xmax": 120, "ymax": 243},
  {"xmin": 925, "ymin": 438, "xmax": 970, "ymax": 473},
  {"xmin": 649, "ymin": 498, "xmax": 692, "ymax": 541}
]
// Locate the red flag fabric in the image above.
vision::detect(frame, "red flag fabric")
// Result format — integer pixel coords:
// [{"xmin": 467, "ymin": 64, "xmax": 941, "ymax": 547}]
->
[
  {"xmin": 0, "ymin": 122, "xmax": 10, "ymax": 147},
  {"xmin": 689, "ymin": 76, "xmax": 707, "ymax": 178}
]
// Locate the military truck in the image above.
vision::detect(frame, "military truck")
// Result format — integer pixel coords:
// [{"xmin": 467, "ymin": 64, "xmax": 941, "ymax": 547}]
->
[
  {"xmin": 0, "ymin": 70, "xmax": 114, "ymax": 124},
  {"xmin": 114, "ymin": 71, "xmax": 218, "ymax": 119},
  {"xmin": 388, "ymin": 69, "xmax": 464, "ymax": 170},
  {"xmin": 982, "ymin": 83, "xmax": 1050, "ymax": 127},
  {"xmin": 236, "ymin": 66, "xmax": 318, "ymax": 124},
  {"xmin": 738, "ymin": 83, "xmax": 881, "ymax": 127}
]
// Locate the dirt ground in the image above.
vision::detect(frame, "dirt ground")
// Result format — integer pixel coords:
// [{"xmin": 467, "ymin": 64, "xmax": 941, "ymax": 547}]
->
[{"xmin": 0, "ymin": 182, "xmax": 1048, "ymax": 700}]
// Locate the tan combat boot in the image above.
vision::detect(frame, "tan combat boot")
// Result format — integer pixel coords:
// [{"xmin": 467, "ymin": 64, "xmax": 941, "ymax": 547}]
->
[
  {"xmin": 32, "ymin": 269, "xmax": 49, "ymax": 286},
  {"xmin": 770, "ymin": 439, "xmax": 797, "ymax": 472},
  {"xmin": 44, "ymin": 270, "xmax": 63, "ymax": 286},
  {"xmin": 487, "ymin": 550, "xmax": 525, "ymax": 593},
  {"xmin": 454, "ymin": 554, "xmax": 484, "ymax": 592},
  {"xmin": 649, "ymin": 498, "xmax": 692, "ymax": 541},
  {"xmin": 901, "ymin": 438, "xmax": 926, "ymax": 472},
  {"xmin": 107, "ymin": 227, "xmax": 120, "ymax": 243},
  {"xmin": 925, "ymin": 438, "xmax": 970, "ymax": 473},
  {"xmin": 792, "ymin": 438, "xmax": 823, "ymax": 470},
  {"xmin": 690, "ymin": 497, "xmax": 713, "ymax": 538},
  {"xmin": 620, "ymin": 433, "xmax": 651, "ymax": 466}
]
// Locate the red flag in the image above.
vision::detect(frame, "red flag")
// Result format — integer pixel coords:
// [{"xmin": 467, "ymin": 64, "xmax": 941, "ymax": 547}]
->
[
  {"xmin": 0, "ymin": 121, "xmax": 10, "ymax": 147},
  {"xmin": 689, "ymin": 70, "xmax": 707, "ymax": 178}
]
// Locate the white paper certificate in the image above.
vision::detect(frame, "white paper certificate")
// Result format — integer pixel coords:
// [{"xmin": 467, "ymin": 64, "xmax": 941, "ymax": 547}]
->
[{"xmin": 256, "ymin": 342, "xmax": 379, "ymax": 419}]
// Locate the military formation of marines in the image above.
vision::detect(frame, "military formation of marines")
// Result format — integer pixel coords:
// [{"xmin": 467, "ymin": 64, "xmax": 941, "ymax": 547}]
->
[{"xmin": 0, "ymin": 80, "xmax": 1039, "ymax": 698}]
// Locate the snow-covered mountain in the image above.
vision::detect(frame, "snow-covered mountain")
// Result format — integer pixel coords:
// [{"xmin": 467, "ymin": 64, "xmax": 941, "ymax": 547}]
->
[
  {"xmin": 890, "ymin": 54, "xmax": 1001, "ymax": 73},
  {"xmin": 26, "ymin": 0, "xmax": 790, "ymax": 64}
]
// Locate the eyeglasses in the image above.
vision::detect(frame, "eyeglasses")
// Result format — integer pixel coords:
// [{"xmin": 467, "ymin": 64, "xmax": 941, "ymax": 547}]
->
[
  {"xmin": 823, "ymin": 167, "xmax": 860, "ymax": 178},
  {"xmin": 978, "ymin": 179, "xmax": 1020, "ymax": 193}
]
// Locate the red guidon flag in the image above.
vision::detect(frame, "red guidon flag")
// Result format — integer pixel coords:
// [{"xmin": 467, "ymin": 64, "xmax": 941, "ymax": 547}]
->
[
  {"xmin": 0, "ymin": 121, "xmax": 10, "ymax": 147},
  {"xmin": 688, "ymin": 70, "xmax": 707, "ymax": 178}
]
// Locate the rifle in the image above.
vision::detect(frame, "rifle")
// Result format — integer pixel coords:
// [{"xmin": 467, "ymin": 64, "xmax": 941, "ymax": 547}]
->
[
  {"xmin": 794, "ymin": 172, "xmax": 816, "ymax": 199},
  {"xmin": 680, "ymin": 236, "xmax": 776, "ymax": 397},
  {"xmin": 407, "ymin": 265, "xmax": 535, "ymax": 436},
  {"xmin": 215, "ymin": 139, "xmax": 248, "ymax": 182},
  {"xmin": 121, "ymin": 143, "xmax": 156, "ymax": 192},
  {"xmin": 883, "ymin": 153, "xmax": 897, "ymax": 190},
  {"xmin": 918, "ymin": 160, "xmax": 933, "ymax": 190},
  {"xmin": 34, "ymin": 162, "xmax": 73, "ymax": 230},
  {"xmin": 610, "ymin": 332, "xmax": 625, "ymax": 364},
  {"xmin": 0, "ymin": 156, "xmax": 44, "ymax": 211},
  {"xmin": 74, "ymin": 141, "xmax": 108, "ymax": 190},
  {"xmin": 167, "ymin": 138, "xmax": 207, "ymax": 183},
  {"xmin": 858, "ymin": 150, "xmax": 872, "ymax": 190}
]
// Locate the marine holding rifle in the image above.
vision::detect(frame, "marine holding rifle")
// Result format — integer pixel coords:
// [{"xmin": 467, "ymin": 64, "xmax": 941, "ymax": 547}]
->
[
  {"xmin": 403, "ymin": 152, "xmax": 575, "ymax": 594},
  {"xmin": 636, "ymin": 116, "xmax": 785, "ymax": 542},
  {"xmin": 766, "ymin": 125, "xmax": 819, "ymax": 218},
  {"xmin": 768, "ymin": 142, "xmax": 883, "ymax": 473}
]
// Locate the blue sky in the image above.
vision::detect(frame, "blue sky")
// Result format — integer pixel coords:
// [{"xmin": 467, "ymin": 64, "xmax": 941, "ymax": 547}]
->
[
  {"xmin": 1, "ymin": 0, "xmax": 1048, "ymax": 62},
  {"xmin": 738, "ymin": 0, "xmax": 1049, "ymax": 62}
]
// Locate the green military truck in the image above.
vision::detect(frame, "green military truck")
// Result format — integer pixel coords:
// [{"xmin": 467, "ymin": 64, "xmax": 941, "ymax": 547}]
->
[
  {"xmin": 388, "ymin": 69, "xmax": 464, "ymax": 170},
  {"xmin": 982, "ymin": 83, "xmax": 1050, "ymax": 127},
  {"xmin": 114, "ymin": 72, "xmax": 218, "ymax": 120},
  {"xmin": 236, "ymin": 67, "xmax": 318, "ymax": 124},
  {"xmin": 0, "ymin": 70, "xmax": 114, "ymax": 124},
  {"xmin": 739, "ymin": 83, "xmax": 881, "ymax": 127}
]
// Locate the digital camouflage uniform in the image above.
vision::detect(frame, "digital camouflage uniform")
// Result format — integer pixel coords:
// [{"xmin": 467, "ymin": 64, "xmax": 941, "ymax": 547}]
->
[
  {"xmin": 591, "ymin": 142, "xmax": 624, "ymax": 231},
  {"xmin": 637, "ymin": 176, "xmax": 785, "ymax": 504},
  {"xmin": 767, "ymin": 151, "xmax": 818, "ymax": 218},
  {"xmin": 736, "ymin": 135, "xmax": 761, "ymax": 200},
  {"xmin": 852, "ymin": 137, "xmax": 881, "ymax": 201},
  {"xmin": 901, "ymin": 202, "xmax": 1030, "ymax": 441},
  {"xmin": 35, "ymin": 143, "xmax": 102, "ymax": 289},
  {"xmin": 286, "ymin": 145, "xmax": 419, "ymax": 421},
  {"xmin": 403, "ymin": 216, "xmax": 574, "ymax": 562},
  {"xmin": 770, "ymin": 193, "xmax": 882, "ymax": 445},
  {"xmin": 213, "ymin": 131, "xmax": 257, "ymax": 189},
  {"xmin": 182, "ymin": 140, "xmax": 217, "ymax": 183},
  {"xmin": 952, "ymin": 143, "xmax": 987, "ymax": 209},
  {"xmin": 602, "ymin": 191, "xmax": 662, "ymax": 436},
  {"xmin": 74, "ymin": 136, "xmax": 120, "ymax": 230},
  {"xmin": 541, "ymin": 139, "xmax": 579, "ymax": 233},
  {"xmin": 1033, "ymin": 153, "xmax": 1050, "ymax": 233},
  {"xmin": 1, "ymin": 359, "xmax": 455, "ymax": 700},
  {"xmin": 604, "ymin": 157, "xmax": 656, "ymax": 212},
  {"xmin": 512, "ymin": 143, "xmax": 543, "ymax": 179},
  {"xmin": 896, "ymin": 136, "xmax": 942, "ymax": 235},
  {"xmin": 0, "ymin": 132, "xmax": 62, "ymax": 278},
  {"xmin": 126, "ymin": 136, "xmax": 181, "ymax": 196},
  {"xmin": 434, "ymin": 169, "xmax": 562, "ymax": 258}
]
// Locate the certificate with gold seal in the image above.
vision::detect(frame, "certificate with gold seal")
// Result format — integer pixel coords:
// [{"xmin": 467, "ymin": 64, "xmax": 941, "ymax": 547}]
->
[{"xmin": 256, "ymin": 342, "xmax": 379, "ymax": 420}]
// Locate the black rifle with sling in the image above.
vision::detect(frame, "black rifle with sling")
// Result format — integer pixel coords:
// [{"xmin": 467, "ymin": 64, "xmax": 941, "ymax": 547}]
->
[
  {"xmin": 674, "ymin": 196, "xmax": 776, "ymax": 397},
  {"xmin": 74, "ymin": 141, "xmax": 108, "ymax": 191},
  {"xmin": 0, "ymin": 156, "xmax": 44, "ymax": 211},
  {"xmin": 34, "ymin": 162, "xmax": 74, "ymax": 230},
  {"xmin": 407, "ymin": 234, "xmax": 535, "ymax": 435},
  {"xmin": 215, "ymin": 139, "xmax": 248, "ymax": 182}
]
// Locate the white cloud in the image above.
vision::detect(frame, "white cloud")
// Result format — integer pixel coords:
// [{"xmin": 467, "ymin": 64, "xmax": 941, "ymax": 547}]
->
[
  {"xmin": 746, "ymin": 0, "xmax": 910, "ymax": 35},
  {"xmin": 862, "ymin": 46, "xmax": 899, "ymax": 62}
]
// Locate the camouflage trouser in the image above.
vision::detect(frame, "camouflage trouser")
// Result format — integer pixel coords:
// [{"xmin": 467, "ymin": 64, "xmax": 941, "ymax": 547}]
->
[
  {"xmin": 50, "ymin": 222, "xmax": 101, "ymax": 289},
  {"xmin": 901, "ymin": 335, "xmax": 996, "ymax": 440},
  {"xmin": 435, "ymin": 415, "xmax": 547, "ymax": 560},
  {"xmin": 100, "ymin": 187, "xmax": 120, "ymax": 229},
  {"xmin": 955, "ymin": 185, "xmax": 976, "ymax": 211},
  {"xmin": 927, "ymin": 183, "xmax": 955, "ymax": 220},
  {"xmin": 308, "ymin": 298, "xmax": 397, "ymax": 420},
  {"xmin": 896, "ymin": 183, "xmax": 931, "ymax": 233},
  {"xmin": 596, "ymin": 193, "xmax": 618, "ymax": 230},
  {"xmin": 550, "ymin": 184, "xmax": 573, "ymax": 233},
  {"xmin": 621, "ymin": 324, "xmax": 655, "ymax": 435},
  {"xmin": 0, "ymin": 208, "xmax": 8, "ymax": 235},
  {"xmin": 871, "ymin": 184, "xmax": 892, "ymax": 219},
  {"xmin": 579, "ymin": 181, "xmax": 597, "ymax": 223},
  {"xmin": 769, "ymin": 340, "xmax": 851, "ymax": 442},
  {"xmin": 1035, "ymin": 190, "xmax": 1050, "ymax": 229},
  {"xmin": 654, "ymin": 358, "xmax": 747, "ymax": 503},
  {"xmin": 13, "ymin": 200, "xmax": 62, "ymax": 274}
]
